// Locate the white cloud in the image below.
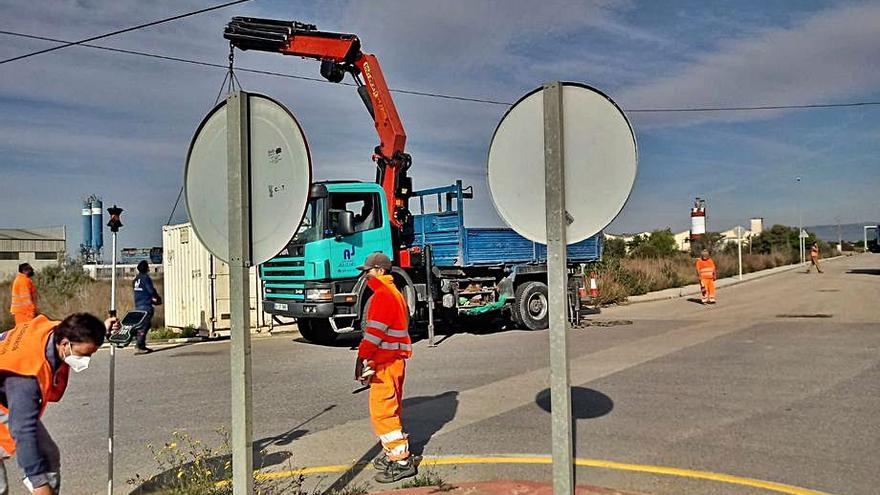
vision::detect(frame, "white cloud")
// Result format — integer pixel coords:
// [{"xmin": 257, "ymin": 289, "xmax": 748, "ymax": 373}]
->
[{"xmin": 618, "ymin": 2, "xmax": 880, "ymax": 126}]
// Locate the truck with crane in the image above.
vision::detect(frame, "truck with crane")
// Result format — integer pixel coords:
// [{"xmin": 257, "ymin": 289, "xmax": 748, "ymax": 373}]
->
[{"xmin": 224, "ymin": 17, "xmax": 603, "ymax": 344}]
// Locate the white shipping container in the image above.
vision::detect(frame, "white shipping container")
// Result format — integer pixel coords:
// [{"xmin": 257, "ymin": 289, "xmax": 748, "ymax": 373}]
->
[{"xmin": 162, "ymin": 223, "xmax": 267, "ymax": 337}]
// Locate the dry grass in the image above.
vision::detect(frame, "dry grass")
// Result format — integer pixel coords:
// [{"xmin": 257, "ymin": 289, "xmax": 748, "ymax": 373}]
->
[
  {"xmin": 0, "ymin": 270, "xmax": 164, "ymax": 332},
  {"xmin": 594, "ymin": 250, "xmax": 797, "ymax": 305}
]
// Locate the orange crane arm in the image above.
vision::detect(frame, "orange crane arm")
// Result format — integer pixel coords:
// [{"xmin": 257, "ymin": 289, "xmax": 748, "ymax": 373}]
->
[{"xmin": 224, "ymin": 17, "xmax": 412, "ymax": 234}]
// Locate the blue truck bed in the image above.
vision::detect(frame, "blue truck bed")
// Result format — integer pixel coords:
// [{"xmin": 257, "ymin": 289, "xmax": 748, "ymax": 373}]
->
[{"xmin": 411, "ymin": 183, "xmax": 602, "ymax": 267}]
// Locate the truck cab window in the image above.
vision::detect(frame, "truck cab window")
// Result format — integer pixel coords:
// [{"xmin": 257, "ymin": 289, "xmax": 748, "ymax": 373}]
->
[{"xmin": 328, "ymin": 192, "xmax": 381, "ymax": 235}]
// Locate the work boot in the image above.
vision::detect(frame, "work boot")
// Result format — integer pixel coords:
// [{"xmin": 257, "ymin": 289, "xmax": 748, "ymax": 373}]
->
[
  {"xmin": 374, "ymin": 457, "xmax": 416, "ymax": 483},
  {"xmin": 134, "ymin": 347, "xmax": 154, "ymax": 355},
  {"xmin": 372, "ymin": 452, "xmax": 391, "ymax": 471}
]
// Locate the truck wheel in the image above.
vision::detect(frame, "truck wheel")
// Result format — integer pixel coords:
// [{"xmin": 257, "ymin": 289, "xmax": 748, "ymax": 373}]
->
[
  {"xmin": 298, "ymin": 318, "xmax": 338, "ymax": 345},
  {"xmin": 514, "ymin": 281, "xmax": 549, "ymax": 330}
]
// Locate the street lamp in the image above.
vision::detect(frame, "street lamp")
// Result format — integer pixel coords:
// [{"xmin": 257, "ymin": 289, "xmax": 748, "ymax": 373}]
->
[{"xmin": 796, "ymin": 177, "xmax": 804, "ymax": 264}]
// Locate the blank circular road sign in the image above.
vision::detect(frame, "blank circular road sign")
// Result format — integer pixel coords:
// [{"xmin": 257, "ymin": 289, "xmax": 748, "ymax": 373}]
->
[
  {"xmin": 487, "ymin": 82, "xmax": 637, "ymax": 244},
  {"xmin": 185, "ymin": 93, "xmax": 312, "ymax": 265}
]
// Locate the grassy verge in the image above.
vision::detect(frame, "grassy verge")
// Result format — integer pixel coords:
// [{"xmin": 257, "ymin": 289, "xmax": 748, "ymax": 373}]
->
[
  {"xmin": 0, "ymin": 261, "xmax": 164, "ymax": 331},
  {"xmin": 593, "ymin": 250, "xmax": 796, "ymax": 305}
]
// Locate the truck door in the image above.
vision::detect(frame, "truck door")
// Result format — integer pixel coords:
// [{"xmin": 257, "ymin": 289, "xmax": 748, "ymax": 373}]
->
[{"xmin": 327, "ymin": 192, "xmax": 390, "ymax": 279}]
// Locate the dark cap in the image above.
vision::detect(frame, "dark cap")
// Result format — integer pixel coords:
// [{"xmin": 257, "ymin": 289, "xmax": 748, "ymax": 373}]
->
[{"xmin": 357, "ymin": 252, "xmax": 392, "ymax": 271}]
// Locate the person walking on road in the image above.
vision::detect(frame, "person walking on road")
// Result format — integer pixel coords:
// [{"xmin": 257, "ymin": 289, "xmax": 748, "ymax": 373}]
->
[
  {"xmin": 9, "ymin": 264, "xmax": 37, "ymax": 327},
  {"xmin": 696, "ymin": 250, "xmax": 717, "ymax": 304},
  {"xmin": 806, "ymin": 242, "xmax": 823, "ymax": 273},
  {"xmin": 354, "ymin": 252, "xmax": 416, "ymax": 483},
  {"xmin": 0, "ymin": 312, "xmax": 117, "ymax": 495},
  {"xmin": 132, "ymin": 261, "xmax": 161, "ymax": 355}
]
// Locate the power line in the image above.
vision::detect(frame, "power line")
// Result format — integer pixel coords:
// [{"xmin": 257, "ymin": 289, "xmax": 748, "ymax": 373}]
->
[
  {"xmin": 2, "ymin": 28, "xmax": 880, "ymax": 114},
  {"xmin": 0, "ymin": 0, "xmax": 252, "ymax": 66}
]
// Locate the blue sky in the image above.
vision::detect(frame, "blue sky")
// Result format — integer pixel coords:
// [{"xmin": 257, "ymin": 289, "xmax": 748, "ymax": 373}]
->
[{"xmin": 1, "ymin": 0, "xmax": 878, "ymax": 253}]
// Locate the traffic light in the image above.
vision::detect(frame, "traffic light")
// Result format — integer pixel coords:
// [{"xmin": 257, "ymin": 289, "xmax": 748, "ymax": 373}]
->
[{"xmin": 107, "ymin": 205, "xmax": 123, "ymax": 232}]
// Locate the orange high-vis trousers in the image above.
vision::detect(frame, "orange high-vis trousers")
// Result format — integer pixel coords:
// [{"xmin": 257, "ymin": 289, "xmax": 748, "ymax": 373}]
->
[
  {"xmin": 700, "ymin": 278, "xmax": 716, "ymax": 302},
  {"xmin": 369, "ymin": 359, "xmax": 409, "ymax": 460}
]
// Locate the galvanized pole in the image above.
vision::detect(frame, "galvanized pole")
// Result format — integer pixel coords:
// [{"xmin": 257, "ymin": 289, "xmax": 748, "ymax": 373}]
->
[
  {"xmin": 107, "ymin": 230, "xmax": 117, "ymax": 495},
  {"xmin": 227, "ymin": 91, "xmax": 254, "ymax": 495},
  {"xmin": 737, "ymin": 226, "xmax": 743, "ymax": 280},
  {"xmin": 796, "ymin": 177, "xmax": 803, "ymax": 264},
  {"xmin": 425, "ymin": 244, "xmax": 436, "ymax": 347},
  {"xmin": 543, "ymin": 81, "xmax": 574, "ymax": 495}
]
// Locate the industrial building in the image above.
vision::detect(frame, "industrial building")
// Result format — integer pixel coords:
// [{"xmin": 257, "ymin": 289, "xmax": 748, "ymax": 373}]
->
[{"xmin": 0, "ymin": 227, "xmax": 66, "ymax": 279}]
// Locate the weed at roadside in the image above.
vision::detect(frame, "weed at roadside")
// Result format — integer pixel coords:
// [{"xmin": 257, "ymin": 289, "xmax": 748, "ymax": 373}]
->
[
  {"xmin": 127, "ymin": 429, "xmax": 308, "ymax": 495},
  {"xmin": 400, "ymin": 465, "xmax": 454, "ymax": 491}
]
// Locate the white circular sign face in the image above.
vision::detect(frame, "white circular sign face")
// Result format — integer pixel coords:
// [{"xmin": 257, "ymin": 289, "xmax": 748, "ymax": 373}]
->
[
  {"xmin": 185, "ymin": 93, "xmax": 312, "ymax": 265},
  {"xmin": 487, "ymin": 83, "xmax": 637, "ymax": 244}
]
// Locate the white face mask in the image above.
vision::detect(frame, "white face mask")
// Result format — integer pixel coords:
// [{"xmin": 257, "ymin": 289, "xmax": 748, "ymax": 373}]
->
[{"xmin": 64, "ymin": 342, "xmax": 91, "ymax": 373}]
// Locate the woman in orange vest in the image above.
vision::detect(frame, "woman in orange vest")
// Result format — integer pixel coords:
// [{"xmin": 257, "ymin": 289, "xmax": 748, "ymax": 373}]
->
[
  {"xmin": 9, "ymin": 264, "xmax": 37, "ymax": 327},
  {"xmin": 0, "ymin": 313, "xmax": 114, "ymax": 495},
  {"xmin": 354, "ymin": 252, "xmax": 416, "ymax": 483},
  {"xmin": 695, "ymin": 249, "xmax": 717, "ymax": 304}
]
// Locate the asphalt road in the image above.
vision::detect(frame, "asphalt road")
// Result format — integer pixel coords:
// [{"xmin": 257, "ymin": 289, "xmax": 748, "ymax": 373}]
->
[{"xmin": 19, "ymin": 254, "xmax": 880, "ymax": 494}]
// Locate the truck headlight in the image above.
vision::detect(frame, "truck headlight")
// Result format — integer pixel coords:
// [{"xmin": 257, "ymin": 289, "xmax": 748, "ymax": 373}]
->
[{"xmin": 305, "ymin": 288, "xmax": 332, "ymax": 301}]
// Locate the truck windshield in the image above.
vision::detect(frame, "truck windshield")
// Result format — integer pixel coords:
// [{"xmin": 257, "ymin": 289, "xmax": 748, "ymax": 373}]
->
[{"xmin": 291, "ymin": 198, "xmax": 324, "ymax": 244}]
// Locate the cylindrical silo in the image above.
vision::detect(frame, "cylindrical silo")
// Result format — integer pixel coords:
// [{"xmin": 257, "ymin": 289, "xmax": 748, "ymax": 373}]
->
[
  {"xmin": 81, "ymin": 199, "xmax": 92, "ymax": 249},
  {"xmin": 91, "ymin": 196, "xmax": 104, "ymax": 251},
  {"xmin": 690, "ymin": 198, "xmax": 706, "ymax": 240}
]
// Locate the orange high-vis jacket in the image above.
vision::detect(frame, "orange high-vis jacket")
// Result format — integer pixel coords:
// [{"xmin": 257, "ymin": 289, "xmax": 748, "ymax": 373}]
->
[
  {"xmin": 10, "ymin": 273, "xmax": 36, "ymax": 317},
  {"xmin": 0, "ymin": 315, "xmax": 70, "ymax": 456},
  {"xmin": 358, "ymin": 275, "xmax": 411, "ymax": 364},
  {"xmin": 696, "ymin": 258, "xmax": 716, "ymax": 280},
  {"xmin": 811, "ymin": 245, "xmax": 819, "ymax": 259}
]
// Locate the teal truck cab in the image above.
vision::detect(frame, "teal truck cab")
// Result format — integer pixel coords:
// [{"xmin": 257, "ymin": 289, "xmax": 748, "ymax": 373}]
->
[{"xmin": 226, "ymin": 18, "xmax": 602, "ymax": 344}]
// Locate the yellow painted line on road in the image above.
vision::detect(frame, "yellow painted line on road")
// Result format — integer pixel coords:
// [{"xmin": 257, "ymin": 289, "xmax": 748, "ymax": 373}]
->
[{"xmin": 248, "ymin": 455, "xmax": 834, "ymax": 495}]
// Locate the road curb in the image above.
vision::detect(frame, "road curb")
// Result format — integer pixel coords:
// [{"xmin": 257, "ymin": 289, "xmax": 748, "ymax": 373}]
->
[
  {"xmin": 625, "ymin": 255, "xmax": 849, "ymax": 305},
  {"xmin": 369, "ymin": 480, "xmax": 646, "ymax": 495}
]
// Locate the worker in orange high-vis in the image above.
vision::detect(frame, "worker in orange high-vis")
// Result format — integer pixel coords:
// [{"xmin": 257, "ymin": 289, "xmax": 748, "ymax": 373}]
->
[
  {"xmin": 806, "ymin": 242, "xmax": 823, "ymax": 273},
  {"xmin": 10, "ymin": 264, "xmax": 37, "ymax": 327},
  {"xmin": 354, "ymin": 252, "xmax": 416, "ymax": 483},
  {"xmin": 0, "ymin": 313, "xmax": 117, "ymax": 495},
  {"xmin": 695, "ymin": 249, "xmax": 717, "ymax": 304}
]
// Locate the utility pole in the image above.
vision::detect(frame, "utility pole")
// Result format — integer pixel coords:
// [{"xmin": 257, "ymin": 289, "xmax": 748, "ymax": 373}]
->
[
  {"xmin": 796, "ymin": 177, "xmax": 803, "ymax": 263},
  {"xmin": 836, "ymin": 216, "xmax": 842, "ymax": 253}
]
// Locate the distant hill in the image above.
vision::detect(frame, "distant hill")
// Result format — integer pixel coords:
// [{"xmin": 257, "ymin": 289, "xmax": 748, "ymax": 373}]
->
[{"xmin": 806, "ymin": 223, "xmax": 879, "ymax": 242}]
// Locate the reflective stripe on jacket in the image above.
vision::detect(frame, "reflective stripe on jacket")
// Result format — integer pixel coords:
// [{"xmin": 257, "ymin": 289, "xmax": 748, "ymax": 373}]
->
[
  {"xmin": 358, "ymin": 275, "xmax": 411, "ymax": 363},
  {"xmin": 10, "ymin": 274, "xmax": 36, "ymax": 316},
  {"xmin": 695, "ymin": 258, "xmax": 716, "ymax": 279},
  {"xmin": 0, "ymin": 316, "xmax": 69, "ymax": 456}
]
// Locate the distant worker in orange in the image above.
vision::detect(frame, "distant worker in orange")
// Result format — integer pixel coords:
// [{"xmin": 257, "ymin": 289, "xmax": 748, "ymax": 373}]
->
[
  {"xmin": 354, "ymin": 252, "xmax": 416, "ymax": 483},
  {"xmin": 695, "ymin": 250, "xmax": 717, "ymax": 304},
  {"xmin": 10, "ymin": 264, "xmax": 37, "ymax": 326},
  {"xmin": 806, "ymin": 242, "xmax": 823, "ymax": 273}
]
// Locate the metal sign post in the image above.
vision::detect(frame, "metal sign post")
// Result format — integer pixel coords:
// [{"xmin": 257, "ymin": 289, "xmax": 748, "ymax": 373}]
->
[
  {"xmin": 543, "ymin": 82, "xmax": 574, "ymax": 494},
  {"xmin": 487, "ymin": 80, "xmax": 637, "ymax": 495},
  {"xmin": 227, "ymin": 91, "xmax": 254, "ymax": 495},
  {"xmin": 737, "ymin": 226, "xmax": 743, "ymax": 280},
  {"xmin": 186, "ymin": 88, "xmax": 310, "ymax": 495}
]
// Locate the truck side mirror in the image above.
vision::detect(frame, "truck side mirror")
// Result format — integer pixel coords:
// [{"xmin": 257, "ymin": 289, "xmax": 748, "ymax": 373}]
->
[{"xmin": 336, "ymin": 210, "xmax": 355, "ymax": 239}]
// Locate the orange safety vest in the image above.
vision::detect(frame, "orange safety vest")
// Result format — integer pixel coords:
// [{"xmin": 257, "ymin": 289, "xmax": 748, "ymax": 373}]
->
[
  {"xmin": 9, "ymin": 274, "xmax": 36, "ymax": 317},
  {"xmin": 696, "ymin": 258, "xmax": 716, "ymax": 279},
  {"xmin": 811, "ymin": 246, "xmax": 819, "ymax": 259},
  {"xmin": 0, "ymin": 316, "xmax": 69, "ymax": 456},
  {"xmin": 358, "ymin": 275, "xmax": 412, "ymax": 364}
]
